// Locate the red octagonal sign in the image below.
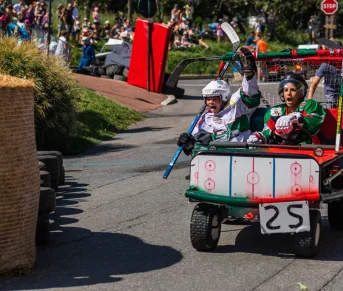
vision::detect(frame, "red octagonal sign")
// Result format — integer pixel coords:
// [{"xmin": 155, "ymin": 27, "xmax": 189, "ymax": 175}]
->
[{"xmin": 321, "ymin": 0, "xmax": 339, "ymax": 15}]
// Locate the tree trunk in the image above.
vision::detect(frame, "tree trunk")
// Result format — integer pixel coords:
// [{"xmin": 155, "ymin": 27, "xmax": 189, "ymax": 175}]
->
[
  {"xmin": 128, "ymin": 0, "xmax": 132, "ymax": 21},
  {"xmin": 156, "ymin": 0, "xmax": 161, "ymax": 22}
]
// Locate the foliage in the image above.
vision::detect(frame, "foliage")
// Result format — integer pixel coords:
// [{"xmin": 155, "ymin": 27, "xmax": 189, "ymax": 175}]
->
[
  {"xmin": 65, "ymin": 87, "xmax": 144, "ymax": 154},
  {"xmin": 0, "ymin": 38, "xmax": 77, "ymax": 151}
]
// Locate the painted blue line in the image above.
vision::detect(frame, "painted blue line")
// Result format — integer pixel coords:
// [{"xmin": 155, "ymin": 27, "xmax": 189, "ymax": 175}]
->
[
  {"xmin": 272, "ymin": 158, "xmax": 276, "ymax": 198},
  {"xmin": 229, "ymin": 156, "xmax": 233, "ymax": 197},
  {"xmin": 65, "ymin": 159, "xmax": 188, "ymax": 167}
]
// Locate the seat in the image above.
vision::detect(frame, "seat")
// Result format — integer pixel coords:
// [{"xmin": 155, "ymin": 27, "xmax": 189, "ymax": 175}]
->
[
  {"xmin": 249, "ymin": 107, "xmax": 268, "ymax": 133},
  {"xmin": 316, "ymin": 108, "xmax": 343, "ymax": 145}
]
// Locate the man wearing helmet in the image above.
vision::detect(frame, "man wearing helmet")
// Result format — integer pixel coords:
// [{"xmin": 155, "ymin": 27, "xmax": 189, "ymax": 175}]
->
[
  {"xmin": 248, "ymin": 72, "xmax": 326, "ymax": 145},
  {"xmin": 177, "ymin": 47, "xmax": 261, "ymax": 155}
]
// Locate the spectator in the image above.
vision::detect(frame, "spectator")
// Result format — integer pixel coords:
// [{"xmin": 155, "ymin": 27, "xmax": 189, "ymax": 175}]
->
[
  {"xmin": 5, "ymin": 18, "xmax": 31, "ymax": 45},
  {"xmin": 125, "ymin": 20, "xmax": 132, "ymax": 32},
  {"xmin": 13, "ymin": 0, "xmax": 23, "ymax": 15},
  {"xmin": 72, "ymin": 15, "xmax": 80, "ymax": 43},
  {"xmin": 56, "ymin": 4, "xmax": 66, "ymax": 37},
  {"xmin": 188, "ymin": 29, "xmax": 210, "ymax": 49},
  {"xmin": 267, "ymin": 9, "xmax": 277, "ymax": 41},
  {"xmin": 82, "ymin": 17, "xmax": 87, "ymax": 28},
  {"xmin": 254, "ymin": 18, "xmax": 261, "ymax": 35},
  {"xmin": 34, "ymin": 1, "xmax": 45, "ymax": 41},
  {"xmin": 258, "ymin": 10, "xmax": 266, "ymax": 36},
  {"xmin": 171, "ymin": 4, "xmax": 181, "ymax": 24},
  {"xmin": 245, "ymin": 31, "xmax": 256, "ymax": 48},
  {"xmin": 183, "ymin": 0, "xmax": 193, "ymax": 28},
  {"xmin": 25, "ymin": 4, "xmax": 34, "ymax": 27},
  {"xmin": 255, "ymin": 33, "xmax": 268, "ymax": 82},
  {"xmin": 308, "ymin": 40, "xmax": 343, "ymax": 108},
  {"xmin": 72, "ymin": 1, "xmax": 78, "ymax": 21},
  {"xmin": 173, "ymin": 34, "xmax": 181, "ymax": 49},
  {"xmin": 78, "ymin": 37, "xmax": 95, "ymax": 70},
  {"xmin": 55, "ymin": 30, "xmax": 71, "ymax": 64},
  {"xmin": 216, "ymin": 18, "xmax": 223, "ymax": 43},
  {"xmin": 308, "ymin": 13, "xmax": 319, "ymax": 44},
  {"xmin": 111, "ymin": 22, "xmax": 120, "ymax": 38},
  {"xmin": 92, "ymin": 6, "xmax": 100, "ymax": 25},
  {"xmin": 65, "ymin": 2, "xmax": 73, "ymax": 37},
  {"xmin": 103, "ymin": 20, "xmax": 111, "ymax": 40},
  {"xmin": 118, "ymin": 11, "xmax": 126, "ymax": 27}
]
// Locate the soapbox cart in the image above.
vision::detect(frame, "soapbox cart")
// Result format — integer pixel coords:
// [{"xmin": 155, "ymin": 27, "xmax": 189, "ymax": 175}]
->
[{"xmin": 186, "ymin": 108, "xmax": 343, "ymax": 258}]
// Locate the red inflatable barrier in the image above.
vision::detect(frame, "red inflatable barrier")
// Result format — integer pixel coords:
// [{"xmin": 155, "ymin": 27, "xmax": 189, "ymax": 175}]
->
[{"xmin": 127, "ymin": 18, "xmax": 172, "ymax": 93}]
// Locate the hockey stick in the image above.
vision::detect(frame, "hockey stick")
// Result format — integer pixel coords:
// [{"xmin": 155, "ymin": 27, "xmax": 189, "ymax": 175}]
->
[
  {"xmin": 163, "ymin": 104, "xmax": 206, "ymax": 179},
  {"xmin": 334, "ymin": 54, "xmax": 343, "ymax": 154},
  {"xmin": 166, "ymin": 56, "xmax": 223, "ymax": 88},
  {"xmin": 319, "ymin": 38, "xmax": 343, "ymax": 50}
]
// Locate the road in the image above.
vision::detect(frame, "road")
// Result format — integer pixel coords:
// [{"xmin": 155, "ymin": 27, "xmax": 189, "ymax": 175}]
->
[{"xmin": 1, "ymin": 79, "xmax": 339, "ymax": 291}]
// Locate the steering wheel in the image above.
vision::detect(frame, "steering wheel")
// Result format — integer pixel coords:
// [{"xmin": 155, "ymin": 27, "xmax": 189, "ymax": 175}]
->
[{"xmin": 270, "ymin": 125, "xmax": 313, "ymax": 145}]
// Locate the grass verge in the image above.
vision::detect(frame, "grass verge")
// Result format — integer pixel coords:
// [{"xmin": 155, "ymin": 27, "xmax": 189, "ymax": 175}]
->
[{"xmin": 64, "ymin": 86, "xmax": 145, "ymax": 155}]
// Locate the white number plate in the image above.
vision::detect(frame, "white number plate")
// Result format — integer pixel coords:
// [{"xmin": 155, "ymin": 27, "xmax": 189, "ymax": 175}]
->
[{"xmin": 259, "ymin": 201, "xmax": 310, "ymax": 234}]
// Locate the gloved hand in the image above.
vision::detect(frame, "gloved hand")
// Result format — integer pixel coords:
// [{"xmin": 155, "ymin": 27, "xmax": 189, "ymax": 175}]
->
[
  {"xmin": 275, "ymin": 112, "xmax": 303, "ymax": 135},
  {"xmin": 177, "ymin": 133, "xmax": 195, "ymax": 155},
  {"xmin": 238, "ymin": 47, "xmax": 257, "ymax": 77},
  {"xmin": 247, "ymin": 132, "xmax": 266, "ymax": 144}
]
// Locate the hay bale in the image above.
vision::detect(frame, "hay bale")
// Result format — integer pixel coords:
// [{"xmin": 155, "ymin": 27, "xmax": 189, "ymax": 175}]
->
[{"xmin": 0, "ymin": 75, "xmax": 40, "ymax": 274}]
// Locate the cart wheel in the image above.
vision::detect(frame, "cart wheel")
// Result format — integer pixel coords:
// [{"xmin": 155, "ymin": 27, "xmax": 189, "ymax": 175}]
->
[
  {"xmin": 190, "ymin": 203, "xmax": 221, "ymax": 251},
  {"xmin": 294, "ymin": 210, "xmax": 321, "ymax": 258},
  {"xmin": 328, "ymin": 199, "xmax": 343, "ymax": 230}
]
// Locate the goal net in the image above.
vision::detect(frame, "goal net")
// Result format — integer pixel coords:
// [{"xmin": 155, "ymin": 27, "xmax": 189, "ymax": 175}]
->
[{"xmin": 226, "ymin": 49, "xmax": 343, "ymax": 108}]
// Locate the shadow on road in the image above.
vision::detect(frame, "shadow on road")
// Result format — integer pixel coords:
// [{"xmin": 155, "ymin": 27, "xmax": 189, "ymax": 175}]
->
[
  {"xmin": 0, "ymin": 173, "xmax": 183, "ymax": 290},
  {"xmin": 215, "ymin": 218, "xmax": 343, "ymax": 261}
]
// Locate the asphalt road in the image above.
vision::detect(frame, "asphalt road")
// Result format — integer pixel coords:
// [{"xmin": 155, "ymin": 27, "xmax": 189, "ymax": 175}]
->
[{"xmin": 1, "ymin": 79, "xmax": 340, "ymax": 291}]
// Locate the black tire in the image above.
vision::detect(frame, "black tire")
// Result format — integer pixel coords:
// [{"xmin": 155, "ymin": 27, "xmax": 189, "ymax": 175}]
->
[
  {"xmin": 190, "ymin": 203, "xmax": 221, "ymax": 251},
  {"xmin": 38, "ymin": 161, "xmax": 46, "ymax": 170},
  {"xmin": 37, "ymin": 155, "xmax": 60, "ymax": 191},
  {"xmin": 39, "ymin": 187, "xmax": 56, "ymax": 214},
  {"xmin": 106, "ymin": 65, "xmax": 120, "ymax": 77},
  {"xmin": 59, "ymin": 166, "xmax": 65, "ymax": 185},
  {"xmin": 40, "ymin": 170, "xmax": 51, "ymax": 188},
  {"xmin": 37, "ymin": 150, "xmax": 63, "ymax": 166},
  {"xmin": 328, "ymin": 199, "xmax": 343, "ymax": 230},
  {"xmin": 113, "ymin": 74, "xmax": 126, "ymax": 81},
  {"xmin": 294, "ymin": 210, "xmax": 321, "ymax": 258},
  {"xmin": 36, "ymin": 214, "xmax": 50, "ymax": 246}
]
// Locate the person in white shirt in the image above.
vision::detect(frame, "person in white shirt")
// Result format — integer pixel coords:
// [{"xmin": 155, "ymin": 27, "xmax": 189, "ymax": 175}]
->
[{"xmin": 55, "ymin": 30, "xmax": 70, "ymax": 64}]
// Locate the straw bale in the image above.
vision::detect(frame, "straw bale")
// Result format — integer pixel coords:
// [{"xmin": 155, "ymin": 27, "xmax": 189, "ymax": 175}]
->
[{"xmin": 0, "ymin": 76, "xmax": 40, "ymax": 274}]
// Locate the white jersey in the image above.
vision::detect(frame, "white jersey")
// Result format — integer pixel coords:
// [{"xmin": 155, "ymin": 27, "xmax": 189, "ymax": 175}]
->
[{"xmin": 192, "ymin": 75, "xmax": 260, "ymax": 142}]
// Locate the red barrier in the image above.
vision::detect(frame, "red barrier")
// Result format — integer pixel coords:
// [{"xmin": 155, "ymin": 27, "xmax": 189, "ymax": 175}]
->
[{"xmin": 127, "ymin": 18, "xmax": 172, "ymax": 93}]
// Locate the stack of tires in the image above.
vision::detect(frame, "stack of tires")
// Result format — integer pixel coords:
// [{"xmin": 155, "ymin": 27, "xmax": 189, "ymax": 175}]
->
[{"xmin": 36, "ymin": 151, "xmax": 65, "ymax": 246}]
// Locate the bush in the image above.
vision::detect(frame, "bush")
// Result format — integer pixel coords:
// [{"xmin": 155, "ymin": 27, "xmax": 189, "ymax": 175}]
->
[{"xmin": 0, "ymin": 38, "xmax": 77, "ymax": 150}]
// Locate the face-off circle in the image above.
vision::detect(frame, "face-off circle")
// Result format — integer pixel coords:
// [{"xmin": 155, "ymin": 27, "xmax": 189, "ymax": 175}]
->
[
  {"xmin": 247, "ymin": 171, "xmax": 260, "ymax": 185},
  {"xmin": 204, "ymin": 178, "xmax": 215, "ymax": 191},
  {"xmin": 291, "ymin": 184, "xmax": 302, "ymax": 195},
  {"xmin": 290, "ymin": 162, "xmax": 302, "ymax": 175},
  {"xmin": 205, "ymin": 160, "xmax": 216, "ymax": 171}
]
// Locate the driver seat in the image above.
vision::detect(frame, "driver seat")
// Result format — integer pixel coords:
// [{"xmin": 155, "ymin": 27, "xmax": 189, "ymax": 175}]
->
[{"xmin": 314, "ymin": 108, "xmax": 343, "ymax": 145}]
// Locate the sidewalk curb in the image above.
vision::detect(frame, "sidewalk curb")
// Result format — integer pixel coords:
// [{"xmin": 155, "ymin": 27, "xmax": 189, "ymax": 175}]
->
[{"xmin": 161, "ymin": 95, "xmax": 177, "ymax": 106}]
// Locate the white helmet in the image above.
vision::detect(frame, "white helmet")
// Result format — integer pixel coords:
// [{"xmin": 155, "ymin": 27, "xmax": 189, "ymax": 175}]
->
[{"xmin": 202, "ymin": 79, "xmax": 231, "ymax": 102}]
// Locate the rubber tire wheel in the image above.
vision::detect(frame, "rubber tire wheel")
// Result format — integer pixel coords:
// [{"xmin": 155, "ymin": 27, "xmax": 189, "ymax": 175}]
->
[
  {"xmin": 39, "ymin": 187, "xmax": 56, "ymax": 214},
  {"xmin": 190, "ymin": 203, "xmax": 221, "ymax": 251},
  {"xmin": 38, "ymin": 161, "xmax": 46, "ymax": 170},
  {"xmin": 106, "ymin": 65, "xmax": 120, "ymax": 77},
  {"xmin": 113, "ymin": 74, "xmax": 126, "ymax": 81},
  {"xmin": 37, "ymin": 155, "xmax": 60, "ymax": 191},
  {"xmin": 37, "ymin": 150, "xmax": 63, "ymax": 167},
  {"xmin": 328, "ymin": 199, "xmax": 343, "ymax": 230},
  {"xmin": 294, "ymin": 210, "xmax": 321, "ymax": 258},
  {"xmin": 36, "ymin": 213, "xmax": 50, "ymax": 246},
  {"xmin": 40, "ymin": 170, "xmax": 51, "ymax": 188}
]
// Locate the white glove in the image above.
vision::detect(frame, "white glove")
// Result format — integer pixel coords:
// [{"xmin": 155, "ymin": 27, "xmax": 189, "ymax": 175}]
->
[
  {"xmin": 247, "ymin": 132, "xmax": 266, "ymax": 144},
  {"xmin": 275, "ymin": 112, "xmax": 302, "ymax": 135}
]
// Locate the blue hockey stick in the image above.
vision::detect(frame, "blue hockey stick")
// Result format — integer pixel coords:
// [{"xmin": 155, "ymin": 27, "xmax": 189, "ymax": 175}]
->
[{"xmin": 163, "ymin": 104, "xmax": 206, "ymax": 179}]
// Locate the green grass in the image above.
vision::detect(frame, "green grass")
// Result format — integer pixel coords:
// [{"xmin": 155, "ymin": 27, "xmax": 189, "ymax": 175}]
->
[{"xmin": 64, "ymin": 86, "xmax": 145, "ymax": 154}]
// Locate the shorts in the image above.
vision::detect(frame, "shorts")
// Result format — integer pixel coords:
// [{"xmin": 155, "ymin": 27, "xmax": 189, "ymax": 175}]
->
[
  {"xmin": 216, "ymin": 30, "xmax": 223, "ymax": 36},
  {"xmin": 58, "ymin": 24, "xmax": 66, "ymax": 32}
]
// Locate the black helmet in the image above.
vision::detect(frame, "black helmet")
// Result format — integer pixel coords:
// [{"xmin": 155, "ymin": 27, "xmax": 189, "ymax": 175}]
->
[{"xmin": 278, "ymin": 73, "xmax": 308, "ymax": 102}]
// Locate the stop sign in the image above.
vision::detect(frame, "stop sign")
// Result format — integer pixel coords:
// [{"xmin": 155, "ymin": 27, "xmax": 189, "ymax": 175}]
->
[{"xmin": 321, "ymin": 0, "xmax": 339, "ymax": 15}]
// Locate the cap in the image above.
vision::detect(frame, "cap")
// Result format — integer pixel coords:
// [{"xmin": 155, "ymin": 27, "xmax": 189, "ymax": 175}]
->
[
  {"xmin": 24, "ymin": 19, "xmax": 30, "ymax": 24},
  {"xmin": 218, "ymin": 18, "xmax": 223, "ymax": 22},
  {"xmin": 57, "ymin": 4, "xmax": 63, "ymax": 9},
  {"xmin": 94, "ymin": 6, "xmax": 99, "ymax": 10},
  {"xmin": 105, "ymin": 20, "xmax": 110, "ymax": 24},
  {"xmin": 83, "ymin": 17, "xmax": 88, "ymax": 21}
]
